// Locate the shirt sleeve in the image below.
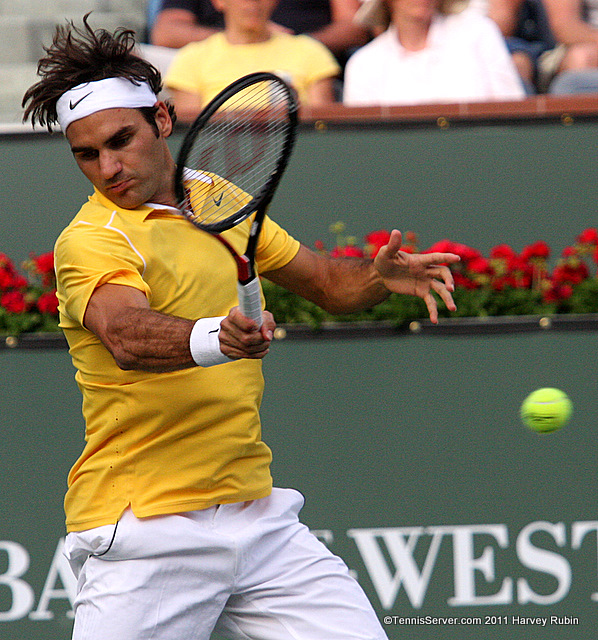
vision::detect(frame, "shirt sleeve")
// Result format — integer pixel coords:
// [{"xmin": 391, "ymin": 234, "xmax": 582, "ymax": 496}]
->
[
  {"xmin": 55, "ymin": 223, "xmax": 151, "ymax": 328},
  {"xmin": 297, "ymin": 35, "xmax": 341, "ymax": 84},
  {"xmin": 255, "ymin": 215, "xmax": 300, "ymax": 274},
  {"xmin": 164, "ymin": 43, "xmax": 206, "ymax": 94}
]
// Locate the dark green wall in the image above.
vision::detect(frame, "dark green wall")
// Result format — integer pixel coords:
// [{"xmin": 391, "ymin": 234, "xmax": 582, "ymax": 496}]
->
[{"xmin": 1, "ymin": 117, "xmax": 597, "ymax": 261}]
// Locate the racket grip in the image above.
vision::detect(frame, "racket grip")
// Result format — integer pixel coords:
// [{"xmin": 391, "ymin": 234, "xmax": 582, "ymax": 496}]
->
[{"xmin": 238, "ymin": 278, "xmax": 263, "ymax": 328}]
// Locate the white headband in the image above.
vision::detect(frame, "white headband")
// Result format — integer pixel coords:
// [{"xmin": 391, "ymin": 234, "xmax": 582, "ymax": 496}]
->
[{"xmin": 56, "ymin": 77, "xmax": 158, "ymax": 132}]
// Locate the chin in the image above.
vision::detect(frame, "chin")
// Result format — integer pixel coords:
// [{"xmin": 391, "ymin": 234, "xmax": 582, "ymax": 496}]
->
[{"xmin": 105, "ymin": 189, "xmax": 144, "ymax": 210}]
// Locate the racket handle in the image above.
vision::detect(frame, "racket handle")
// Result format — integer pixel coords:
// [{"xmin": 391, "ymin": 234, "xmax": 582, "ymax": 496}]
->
[{"xmin": 237, "ymin": 278, "xmax": 263, "ymax": 328}]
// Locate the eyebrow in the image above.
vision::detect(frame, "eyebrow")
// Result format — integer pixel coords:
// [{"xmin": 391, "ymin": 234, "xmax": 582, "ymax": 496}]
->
[{"xmin": 70, "ymin": 124, "xmax": 136, "ymax": 155}]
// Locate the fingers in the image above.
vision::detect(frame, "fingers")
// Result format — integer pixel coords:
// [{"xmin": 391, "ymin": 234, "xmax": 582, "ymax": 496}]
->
[
  {"xmin": 219, "ymin": 308, "xmax": 276, "ymax": 359},
  {"xmin": 423, "ymin": 292, "xmax": 439, "ymax": 325},
  {"xmin": 431, "ymin": 278, "xmax": 457, "ymax": 312},
  {"xmin": 426, "ymin": 264, "xmax": 456, "ymax": 293},
  {"xmin": 423, "ymin": 251, "xmax": 461, "ymax": 266},
  {"xmin": 387, "ymin": 229, "xmax": 403, "ymax": 255}
]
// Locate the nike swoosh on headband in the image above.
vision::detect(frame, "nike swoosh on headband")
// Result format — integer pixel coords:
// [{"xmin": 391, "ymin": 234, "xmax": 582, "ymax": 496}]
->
[{"xmin": 69, "ymin": 92, "xmax": 93, "ymax": 110}]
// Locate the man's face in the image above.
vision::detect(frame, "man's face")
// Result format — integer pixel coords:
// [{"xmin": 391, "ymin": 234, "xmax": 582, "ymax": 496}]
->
[
  {"xmin": 389, "ymin": 0, "xmax": 438, "ymax": 22},
  {"xmin": 213, "ymin": 0, "xmax": 279, "ymax": 27},
  {"xmin": 66, "ymin": 104, "xmax": 175, "ymax": 209}
]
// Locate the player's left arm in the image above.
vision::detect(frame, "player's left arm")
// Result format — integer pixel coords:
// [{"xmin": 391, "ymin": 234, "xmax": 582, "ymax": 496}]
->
[{"xmin": 262, "ymin": 230, "xmax": 460, "ymax": 324}]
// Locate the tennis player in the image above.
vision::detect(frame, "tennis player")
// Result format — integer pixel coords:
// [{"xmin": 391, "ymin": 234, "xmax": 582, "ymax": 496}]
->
[{"xmin": 23, "ymin": 16, "xmax": 459, "ymax": 640}]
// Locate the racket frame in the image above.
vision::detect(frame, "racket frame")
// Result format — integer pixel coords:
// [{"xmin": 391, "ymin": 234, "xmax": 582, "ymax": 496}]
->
[{"xmin": 174, "ymin": 72, "xmax": 299, "ymax": 325}]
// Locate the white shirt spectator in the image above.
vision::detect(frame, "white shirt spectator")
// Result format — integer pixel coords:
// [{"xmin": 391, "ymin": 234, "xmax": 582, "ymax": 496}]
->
[{"xmin": 344, "ymin": 8, "xmax": 525, "ymax": 105}]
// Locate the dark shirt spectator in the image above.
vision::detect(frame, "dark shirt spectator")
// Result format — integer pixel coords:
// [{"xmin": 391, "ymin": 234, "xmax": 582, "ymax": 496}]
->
[{"xmin": 150, "ymin": 0, "xmax": 369, "ymax": 65}]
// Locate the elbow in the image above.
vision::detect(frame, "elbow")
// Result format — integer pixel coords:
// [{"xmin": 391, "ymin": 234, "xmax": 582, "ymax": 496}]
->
[
  {"xmin": 106, "ymin": 338, "xmax": 140, "ymax": 371},
  {"xmin": 97, "ymin": 322, "xmax": 142, "ymax": 370}
]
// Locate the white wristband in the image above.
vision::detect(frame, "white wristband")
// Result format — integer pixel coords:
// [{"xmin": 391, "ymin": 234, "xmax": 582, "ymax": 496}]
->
[{"xmin": 189, "ymin": 317, "xmax": 232, "ymax": 367}]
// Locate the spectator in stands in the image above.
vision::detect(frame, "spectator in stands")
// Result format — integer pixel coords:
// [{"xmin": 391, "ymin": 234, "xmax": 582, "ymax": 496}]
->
[
  {"xmin": 541, "ymin": 0, "xmax": 598, "ymax": 93},
  {"xmin": 164, "ymin": 0, "xmax": 341, "ymax": 121},
  {"xmin": 486, "ymin": 0, "xmax": 556, "ymax": 93},
  {"xmin": 151, "ymin": 0, "xmax": 369, "ymax": 66},
  {"xmin": 343, "ymin": 0, "xmax": 526, "ymax": 106}
]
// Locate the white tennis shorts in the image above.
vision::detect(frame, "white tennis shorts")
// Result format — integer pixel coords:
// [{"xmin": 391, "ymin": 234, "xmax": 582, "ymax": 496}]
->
[{"xmin": 64, "ymin": 488, "xmax": 388, "ymax": 640}]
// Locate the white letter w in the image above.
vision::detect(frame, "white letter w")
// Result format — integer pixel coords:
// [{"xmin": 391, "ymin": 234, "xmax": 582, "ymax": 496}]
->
[{"xmin": 347, "ymin": 527, "xmax": 445, "ymax": 609}]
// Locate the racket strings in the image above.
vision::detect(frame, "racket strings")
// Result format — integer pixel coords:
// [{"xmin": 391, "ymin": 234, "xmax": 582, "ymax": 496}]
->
[{"xmin": 183, "ymin": 79, "xmax": 292, "ymax": 229}]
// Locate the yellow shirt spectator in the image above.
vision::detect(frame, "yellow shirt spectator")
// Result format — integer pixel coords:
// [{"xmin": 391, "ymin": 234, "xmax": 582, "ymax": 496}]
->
[{"xmin": 165, "ymin": 31, "xmax": 340, "ymax": 110}]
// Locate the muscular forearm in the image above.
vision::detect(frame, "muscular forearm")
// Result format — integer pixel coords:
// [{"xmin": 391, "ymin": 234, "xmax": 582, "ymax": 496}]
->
[
  {"xmin": 266, "ymin": 252, "xmax": 390, "ymax": 315},
  {"xmin": 100, "ymin": 307, "xmax": 196, "ymax": 372},
  {"xmin": 317, "ymin": 257, "xmax": 390, "ymax": 313},
  {"xmin": 84, "ymin": 283, "xmax": 274, "ymax": 371}
]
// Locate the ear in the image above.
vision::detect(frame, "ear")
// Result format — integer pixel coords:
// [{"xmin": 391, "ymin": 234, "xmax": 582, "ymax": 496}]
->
[{"xmin": 155, "ymin": 101, "xmax": 174, "ymax": 137}]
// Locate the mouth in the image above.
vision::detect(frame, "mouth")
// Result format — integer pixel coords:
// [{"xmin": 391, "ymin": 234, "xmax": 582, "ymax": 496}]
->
[{"xmin": 107, "ymin": 178, "xmax": 133, "ymax": 196}]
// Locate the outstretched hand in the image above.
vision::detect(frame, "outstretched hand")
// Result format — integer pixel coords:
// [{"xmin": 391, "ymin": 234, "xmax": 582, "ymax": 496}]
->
[{"xmin": 374, "ymin": 230, "xmax": 461, "ymax": 324}]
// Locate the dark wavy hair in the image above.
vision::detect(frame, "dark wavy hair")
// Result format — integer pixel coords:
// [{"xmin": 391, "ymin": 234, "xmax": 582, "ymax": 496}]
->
[{"xmin": 22, "ymin": 13, "xmax": 176, "ymax": 133}]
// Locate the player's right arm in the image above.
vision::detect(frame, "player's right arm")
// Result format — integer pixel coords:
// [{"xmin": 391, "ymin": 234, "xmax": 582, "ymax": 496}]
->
[{"xmin": 83, "ymin": 283, "xmax": 274, "ymax": 371}]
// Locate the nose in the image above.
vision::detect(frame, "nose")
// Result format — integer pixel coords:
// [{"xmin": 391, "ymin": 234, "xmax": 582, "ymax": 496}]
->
[{"xmin": 98, "ymin": 149, "xmax": 123, "ymax": 180}]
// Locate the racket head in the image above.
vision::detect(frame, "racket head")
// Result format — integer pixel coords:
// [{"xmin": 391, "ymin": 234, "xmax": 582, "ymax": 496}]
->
[{"xmin": 174, "ymin": 72, "xmax": 299, "ymax": 233}]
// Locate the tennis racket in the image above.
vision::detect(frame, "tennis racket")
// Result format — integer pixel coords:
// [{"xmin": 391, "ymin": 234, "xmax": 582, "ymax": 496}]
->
[{"xmin": 174, "ymin": 72, "xmax": 299, "ymax": 328}]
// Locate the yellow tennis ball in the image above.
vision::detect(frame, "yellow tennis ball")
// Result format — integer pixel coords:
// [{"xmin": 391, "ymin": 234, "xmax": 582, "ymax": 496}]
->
[{"xmin": 520, "ymin": 388, "xmax": 572, "ymax": 433}]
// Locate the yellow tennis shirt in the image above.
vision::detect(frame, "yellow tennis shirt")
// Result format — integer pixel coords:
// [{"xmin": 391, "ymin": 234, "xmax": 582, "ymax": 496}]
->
[
  {"xmin": 55, "ymin": 188, "xmax": 300, "ymax": 532},
  {"xmin": 165, "ymin": 31, "xmax": 340, "ymax": 107}
]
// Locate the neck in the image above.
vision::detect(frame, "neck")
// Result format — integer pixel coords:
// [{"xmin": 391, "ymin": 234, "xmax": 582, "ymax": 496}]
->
[
  {"xmin": 392, "ymin": 14, "xmax": 432, "ymax": 51},
  {"xmin": 150, "ymin": 158, "xmax": 179, "ymax": 208},
  {"xmin": 224, "ymin": 23, "xmax": 271, "ymax": 45}
]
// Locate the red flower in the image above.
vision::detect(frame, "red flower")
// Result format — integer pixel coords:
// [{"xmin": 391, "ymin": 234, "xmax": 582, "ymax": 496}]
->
[
  {"xmin": 0, "ymin": 267, "xmax": 27, "ymax": 290},
  {"xmin": 0, "ymin": 252, "xmax": 14, "ymax": 270},
  {"xmin": 0, "ymin": 267, "xmax": 13, "ymax": 289},
  {"xmin": 544, "ymin": 283, "xmax": 574, "ymax": 304},
  {"xmin": 552, "ymin": 262, "xmax": 589, "ymax": 285},
  {"xmin": 453, "ymin": 272, "xmax": 479, "ymax": 290},
  {"xmin": 425, "ymin": 239, "xmax": 456, "ymax": 254},
  {"xmin": 1, "ymin": 290, "xmax": 27, "ymax": 313},
  {"xmin": 489, "ymin": 244, "xmax": 517, "ymax": 261},
  {"xmin": 425, "ymin": 240, "xmax": 481, "ymax": 264},
  {"xmin": 404, "ymin": 231, "xmax": 417, "ymax": 244},
  {"xmin": 364, "ymin": 230, "xmax": 391, "ymax": 258},
  {"xmin": 520, "ymin": 241, "xmax": 550, "ymax": 261},
  {"xmin": 32, "ymin": 251, "xmax": 54, "ymax": 274},
  {"xmin": 365, "ymin": 230, "xmax": 391, "ymax": 247},
  {"xmin": 577, "ymin": 227, "xmax": 598, "ymax": 245},
  {"xmin": 561, "ymin": 246, "xmax": 578, "ymax": 259},
  {"xmin": 331, "ymin": 245, "xmax": 364, "ymax": 258},
  {"xmin": 37, "ymin": 290, "xmax": 59, "ymax": 315},
  {"xmin": 467, "ymin": 256, "xmax": 492, "ymax": 275}
]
